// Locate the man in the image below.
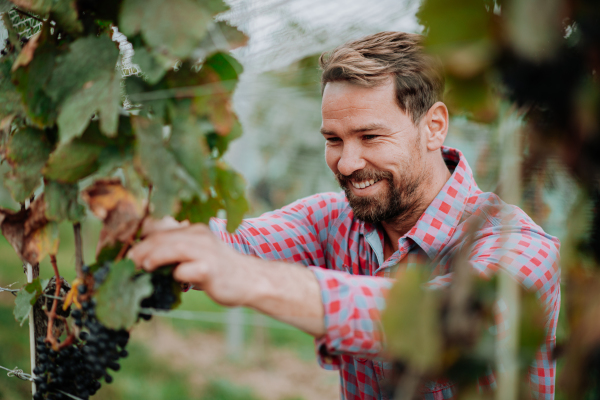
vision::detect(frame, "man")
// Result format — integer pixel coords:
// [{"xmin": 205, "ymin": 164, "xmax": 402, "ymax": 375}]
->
[{"xmin": 130, "ymin": 32, "xmax": 560, "ymax": 399}]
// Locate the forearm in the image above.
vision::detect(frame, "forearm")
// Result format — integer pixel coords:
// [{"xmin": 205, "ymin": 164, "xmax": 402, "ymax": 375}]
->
[{"xmin": 240, "ymin": 257, "xmax": 325, "ymax": 337}]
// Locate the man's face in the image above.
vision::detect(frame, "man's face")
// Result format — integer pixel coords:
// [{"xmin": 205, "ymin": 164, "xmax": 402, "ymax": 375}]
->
[{"xmin": 320, "ymin": 79, "xmax": 431, "ymax": 224}]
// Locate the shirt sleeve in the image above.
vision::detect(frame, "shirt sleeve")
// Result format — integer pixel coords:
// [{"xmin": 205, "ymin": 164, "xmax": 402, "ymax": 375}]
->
[
  {"xmin": 309, "ymin": 266, "xmax": 394, "ymax": 368},
  {"xmin": 209, "ymin": 192, "xmax": 344, "ymax": 267}
]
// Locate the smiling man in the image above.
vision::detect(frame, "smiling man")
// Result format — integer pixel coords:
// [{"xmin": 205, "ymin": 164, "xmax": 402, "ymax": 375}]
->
[{"xmin": 130, "ymin": 32, "xmax": 560, "ymax": 399}]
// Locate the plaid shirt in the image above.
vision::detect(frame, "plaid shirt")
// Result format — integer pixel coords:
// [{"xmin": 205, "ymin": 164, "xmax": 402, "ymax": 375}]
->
[{"xmin": 210, "ymin": 147, "xmax": 560, "ymax": 400}]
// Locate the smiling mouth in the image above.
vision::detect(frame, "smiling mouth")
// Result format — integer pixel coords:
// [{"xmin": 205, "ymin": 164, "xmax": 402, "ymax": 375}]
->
[{"xmin": 351, "ymin": 178, "xmax": 381, "ymax": 189}]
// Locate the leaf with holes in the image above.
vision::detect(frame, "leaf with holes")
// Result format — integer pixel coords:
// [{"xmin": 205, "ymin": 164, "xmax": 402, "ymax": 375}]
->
[{"xmin": 95, "ymin": 259, "xmax": 152, "ymax": 330}]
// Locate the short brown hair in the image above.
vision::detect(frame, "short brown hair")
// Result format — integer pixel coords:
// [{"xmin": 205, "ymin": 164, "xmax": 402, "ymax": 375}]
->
[{"xmin": 319, "ymin": 32, "xmax": 445, "ymax": 123}]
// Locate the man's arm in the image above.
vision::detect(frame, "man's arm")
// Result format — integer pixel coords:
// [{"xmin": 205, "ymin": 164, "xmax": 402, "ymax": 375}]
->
[{"xmin": 130, "ymin": 223, "xmax": 327, "ymax": 335}]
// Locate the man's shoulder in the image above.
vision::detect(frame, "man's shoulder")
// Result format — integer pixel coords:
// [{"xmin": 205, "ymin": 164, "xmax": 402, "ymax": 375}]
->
[{"xmin": 464, "ymin": 189, "xmax": 559, "ymax": 247}]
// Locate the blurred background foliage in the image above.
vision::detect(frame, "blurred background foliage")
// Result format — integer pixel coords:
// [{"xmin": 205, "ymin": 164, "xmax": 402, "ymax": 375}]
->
[{"xmin": 1, "ymin": 0, "xmax": 599, "ymax": 398}]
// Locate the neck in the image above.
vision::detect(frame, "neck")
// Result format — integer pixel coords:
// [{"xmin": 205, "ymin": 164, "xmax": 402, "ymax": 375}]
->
[{"xmin": 380, "ymin": 153, "xmax": 451, "ymax": 258}]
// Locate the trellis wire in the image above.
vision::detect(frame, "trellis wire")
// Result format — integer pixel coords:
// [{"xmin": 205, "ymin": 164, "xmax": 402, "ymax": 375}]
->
[
  {"xmin": 0, "ymin": 285, "xmax": 64, "ymax": 300},
  {"xmin": 0, "ymin": 364, "xmax": 85, "ymax": 400}
]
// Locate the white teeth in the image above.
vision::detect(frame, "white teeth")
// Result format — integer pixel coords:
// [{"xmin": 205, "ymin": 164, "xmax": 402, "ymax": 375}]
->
[{"xmin": 352, "ymin": 179, "xmax": 380, "ymax": 189}]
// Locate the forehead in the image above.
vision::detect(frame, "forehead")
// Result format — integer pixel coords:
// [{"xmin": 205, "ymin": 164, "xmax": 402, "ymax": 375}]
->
[{"xmin": 321, "ymin": 80, "xmax": 405, "ymax": 128}]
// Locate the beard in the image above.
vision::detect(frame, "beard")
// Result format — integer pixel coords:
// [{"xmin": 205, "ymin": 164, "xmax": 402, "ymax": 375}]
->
[{"xmin": 336, "ymin": 168, "xmax": 424, "ymax": 224}]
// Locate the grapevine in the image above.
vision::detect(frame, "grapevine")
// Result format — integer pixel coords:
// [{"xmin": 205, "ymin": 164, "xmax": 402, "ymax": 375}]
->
[{"xmin": 0, "ymin": 0, "xmax": 249, "ymax": 396}]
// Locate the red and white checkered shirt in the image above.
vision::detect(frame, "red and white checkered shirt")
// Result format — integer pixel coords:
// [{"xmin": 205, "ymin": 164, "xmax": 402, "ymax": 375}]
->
[{"xmin": 210, "ymin": 147, "xmax": 560, "ymax": 400}]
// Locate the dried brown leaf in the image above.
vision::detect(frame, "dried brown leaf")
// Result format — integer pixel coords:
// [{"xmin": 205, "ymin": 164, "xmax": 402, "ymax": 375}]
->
[
  {"xmin": 81, "ymin": 178, "xmax": 143, "ymax": 254},
  {"xmin": 0, "ymin": 196, "xmax": 59, "ymax": 265}
]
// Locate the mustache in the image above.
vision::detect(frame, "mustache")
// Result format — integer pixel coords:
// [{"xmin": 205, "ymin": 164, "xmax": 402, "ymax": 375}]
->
[{"xmin": 335, "ymin": 169, "xmax": 393, "ymax": 187}]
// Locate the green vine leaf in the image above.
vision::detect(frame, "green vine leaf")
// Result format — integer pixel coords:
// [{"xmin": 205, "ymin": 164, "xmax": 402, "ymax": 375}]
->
[
  {"xmin": 95, "ymin": 259, "xmax": 153, "ymax": 330},
  {"xmin": 44, "ymin": 119, "xmax": 135, "ymax": 184},
  {"xmin": 0, "ymin": 53, "xmax": 25, "ymax": 122},
  {"xmin": 14, "ymin": 278, "xmax": 42, "ymax": 325},
  {"xmin": 46, "ymin": 35, "xmax": 120, "ymax": 143},
  {"xmin": 176, "ymin": 195, "xmax": 220, "ymax": 224},
  {"xmin": 120, "ymin": 0, "xmax": 212, "ymax": 60},
  {"xmin": 130, "ymin": 45, "xmax": 171, "ymax": 85},
  {"xmin": 12, "ymin": 28, "xmax": 60, "ymax": 128},
  {"xmin": 44, "ymin": 180, "xmax": 85, "ymax": 222},
  {"xmin": 214, "ymin": 164, "xmax": 248, "ymax": 232},
  {"xmin": 3, "ymin": 127, "xmax": 54, "ymax": 202},
  {"xmin": 13, "ymin": 278, "xmax": 49, "ymax": 326},
  {"xmin": 57, "ymin": 71, "xmax": 120, "ymax": 142},
  {"xmin": 44, "ymin": 135, "xmax": 104, "ymax": 183},
  {"xmin": 133, "ymin": 116, "xmax": 206, "ymax": 217}
]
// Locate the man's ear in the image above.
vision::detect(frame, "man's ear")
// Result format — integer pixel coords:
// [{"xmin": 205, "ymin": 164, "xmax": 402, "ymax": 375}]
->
[{"xmin": 422, "ymin": 102, "xmax": 449, "ymax": 151}]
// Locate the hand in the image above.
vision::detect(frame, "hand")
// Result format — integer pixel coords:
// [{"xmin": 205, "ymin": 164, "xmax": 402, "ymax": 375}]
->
[{"xmin": 128, "ymin": 223, "xmax": 252, "ymax": 307}]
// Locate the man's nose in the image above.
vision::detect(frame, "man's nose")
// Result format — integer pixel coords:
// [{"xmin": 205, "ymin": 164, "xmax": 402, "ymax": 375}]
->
[{"xmin": 337, "ymin": 143, "xmax": 366, "ymax": 177}]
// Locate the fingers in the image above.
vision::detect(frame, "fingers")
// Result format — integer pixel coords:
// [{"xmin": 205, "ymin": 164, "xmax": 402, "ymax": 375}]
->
[
  {"xmin": 129, "ymin": 224, "xmax": 212, "ymax": 272},
  {"xmin": 141, "ymin": 216, "xmax": 190, "ymax": 238},
  {"xmin": 172, "ymin": 261, "xmax": 209, "ymax": 287},
  {"xmin": 129, "ymin": 230, "xmax": 195, "ymax": 271}
]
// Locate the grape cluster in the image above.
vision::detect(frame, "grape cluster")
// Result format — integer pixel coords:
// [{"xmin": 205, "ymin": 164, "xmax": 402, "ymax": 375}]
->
[
  {"xmin": 139, "ymin": 267, "xmax": 179, "ymax": 321},
  {"xmin": 33, "ymin": 297, "xmax": 129, "ymax": 400}
]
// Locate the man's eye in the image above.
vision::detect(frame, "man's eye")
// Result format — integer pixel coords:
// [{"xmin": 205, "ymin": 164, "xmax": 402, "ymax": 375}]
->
[
  {"xmin": 363, "ymin": 135, "xmax": 378, "ymax": 140},
  {"xmin": 326, "ymin": 137, "xmax": 341, "ymax": 143}
]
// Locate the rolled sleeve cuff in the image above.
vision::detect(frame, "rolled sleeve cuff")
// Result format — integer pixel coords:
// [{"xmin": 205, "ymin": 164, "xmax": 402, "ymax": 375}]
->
[{"xmin": 308, "ymin": 266, "xmax": 394, "ymax": 368}]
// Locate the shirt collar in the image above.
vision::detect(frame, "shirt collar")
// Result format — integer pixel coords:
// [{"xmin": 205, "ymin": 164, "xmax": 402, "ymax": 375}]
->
[{"xmin": 406, "ymin": 146, "xmax": 475, "ymax": 259}]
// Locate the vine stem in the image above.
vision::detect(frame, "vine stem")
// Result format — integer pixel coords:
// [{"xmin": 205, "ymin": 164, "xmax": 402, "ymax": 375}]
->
[
  {"xmin": 73, "ymin": 222, "xmax": 84, "ymax": 279},
  {"xmin": 115, "ymin": 185, "xmax": 153, "ymax": 262},
  {"xmin": 45, "ymin": 255, "xmax": 62, "ymax": 350}
]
